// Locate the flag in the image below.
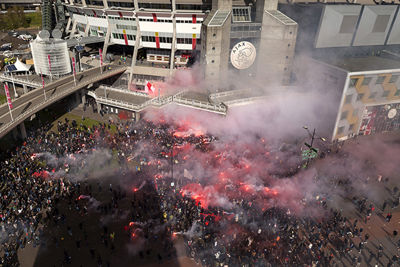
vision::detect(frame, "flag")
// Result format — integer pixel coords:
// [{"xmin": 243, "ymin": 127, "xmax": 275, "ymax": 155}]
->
[
  {"xmin": 145, "ymin": 81, "xmax": 155, "ymax": 95},
  {"xmin": 72, "ymin": 57, "xmax": 76, "ymax": 76},
  {"xmin": 99, "ymin": 48, "xmax": 103, "ymax": 66},
  {"xmin": 40, "ymin": 71, "xmax": 45, "ymax": 88},
  {"xmin": 4, "ymin": 83, "xmax": 13, "ymax": 109},
  {"xmin": 47, "ymin": 54, "xmax": 51, "ymax": 73}
]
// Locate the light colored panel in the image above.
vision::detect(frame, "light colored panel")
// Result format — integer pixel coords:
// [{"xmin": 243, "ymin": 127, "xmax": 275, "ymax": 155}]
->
[
  {"xmin": 353, "ymin": 6, "xmax": 396, "ymax": 46},
  {"xmin": 315, "ymin": 5, "xmax": 361, "ymax": 48}
]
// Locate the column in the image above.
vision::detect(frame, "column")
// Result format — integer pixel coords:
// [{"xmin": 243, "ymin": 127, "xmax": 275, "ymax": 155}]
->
[
  {"xmin": 128, "ymin": 13, "xmax": 141, "ymax": 89},
  {"xmin": 135, "ymin": 111, "xmax": 140, "ymax": 122},
  {"xmin": 66, "ymin": 17, "xmax": 72, "ymax": 33},
  {"xmin": 75, "ymin": 91, "xmax": 81, "ymax": 105},
  {"xmin": 19, "ymin": 122, "xmax": 27, "ymax": 139},
  {"xmin": 23, "ymin": 84, "xmax": 28, "ymax": 94},
  {"xmin": 81, "ymin": 91, "xmax": 86, "ymax": 105},
  {"xmin": 97, "ymin": 102, "xmax": 102, "ymax": 113},
  {"xmin": 12, "ymin": 127, "xmax": 18, "ymax": 140},
  {"xmin": 69, "ymin": 20, "xmax": 77, "ymax": 39},
  {"xmin": 169, "ymin": 13, "xmax": 176, "ymax": 74},
  {"xmin": 102, "ymin": 19, "xmax": 112, "ymax": 59},
  {"xmin": 102, "ymin": 0, "xmax": 108, "ymax": 8},
  {"xmin": 84, "ymin": 15, "xmax": 90, "ymax": 37}
]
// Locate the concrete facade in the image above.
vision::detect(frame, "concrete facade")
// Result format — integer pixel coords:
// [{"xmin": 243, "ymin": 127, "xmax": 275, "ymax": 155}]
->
[
  {"xmin": 257, "ymin": 10, "xmax": 297, "ymax": 85},
  {"xmin": 201, "ymin": 5, "xmax": 232, "ymax": 91}
]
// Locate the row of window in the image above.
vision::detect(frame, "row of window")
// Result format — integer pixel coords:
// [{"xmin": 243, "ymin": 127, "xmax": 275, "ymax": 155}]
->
[
  {"xmin": 139, "ymin": 18, "xmax": 202, "ymax": 24},
  {"xmin": 111, "ymin": 34, "xmax": 199, "ymax": 45},
  {"xmin": 350, "ymin": 75, "xmax": 399, "ymax": 87},
  {"xmin": 85, "ymin": 1, "xmax": 210, "ymax": 10},
  {"xmin": 112, "ymin": 33, "xmax": 135, "ymax": 40},
  {"xmin": 344, "ymin": 88, "xmax": 400, "ymax": 106},
  {"xmin": 116, "ymin": 24, "xmax": 137, "ymax": 30}
]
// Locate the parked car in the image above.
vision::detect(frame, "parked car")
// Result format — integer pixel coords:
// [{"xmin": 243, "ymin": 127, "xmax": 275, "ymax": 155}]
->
[{"xmin": 0, "ymin": 43, "xmax": 12, "ymax": 51}]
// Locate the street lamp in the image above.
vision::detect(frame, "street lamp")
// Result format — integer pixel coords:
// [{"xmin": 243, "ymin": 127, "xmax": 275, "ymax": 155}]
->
[{"xmin": 302, "ymin": 126, "xmax": 326, "ymax": 168}]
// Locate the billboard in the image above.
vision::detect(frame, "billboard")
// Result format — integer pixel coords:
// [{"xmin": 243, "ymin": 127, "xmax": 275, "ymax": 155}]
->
[{"xmin": 359, "ymin": 103, "xmax": 400, "ymax": 136}]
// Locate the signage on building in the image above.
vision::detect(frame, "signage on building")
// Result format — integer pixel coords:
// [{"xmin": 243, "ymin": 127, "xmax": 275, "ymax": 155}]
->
[{"xmin": 230, "ymin": 41, "xmax": 256, "ymax": 70}]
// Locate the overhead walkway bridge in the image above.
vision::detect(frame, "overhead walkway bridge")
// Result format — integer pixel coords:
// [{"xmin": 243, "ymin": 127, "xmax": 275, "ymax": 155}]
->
[{"xmin": 0, "ymin": 65, "xmax": 127, "ymax": 139}]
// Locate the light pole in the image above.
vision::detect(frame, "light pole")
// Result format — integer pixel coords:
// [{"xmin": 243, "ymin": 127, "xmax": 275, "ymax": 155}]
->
[{"xmin": 302, "ymin": 126, "xmax": 326, "ymax": 168}]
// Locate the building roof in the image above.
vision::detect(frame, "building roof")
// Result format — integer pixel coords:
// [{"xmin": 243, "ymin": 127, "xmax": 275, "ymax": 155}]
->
[
  {"xmin": 315, "ymin": 55, "xmax": 400, "ymax": 73},
  {"xmin": 207, "ymin": 10, "xmax": 230, "ymax": 27}
]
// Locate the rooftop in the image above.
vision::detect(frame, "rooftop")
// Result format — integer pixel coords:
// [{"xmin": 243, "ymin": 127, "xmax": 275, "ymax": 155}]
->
[{"xmin": 315, "ymin": 55, "xmax": 400, "ymax": 73}]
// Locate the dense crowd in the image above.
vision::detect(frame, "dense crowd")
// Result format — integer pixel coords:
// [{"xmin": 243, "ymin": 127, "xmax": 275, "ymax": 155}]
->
[{"xmin": 1, "ymin": 117, "xmax": 400, "ymax": 266}]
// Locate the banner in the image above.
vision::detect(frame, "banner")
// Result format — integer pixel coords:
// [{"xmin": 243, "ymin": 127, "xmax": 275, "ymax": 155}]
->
[
  {"xmin": 4, "ymin": 83, "xmax": 13, "ymax": 109},
  {"xmin": 47, "ymin": 54, "xmax": 51, "ymax": 73},
  {"xmin": 99, "ymin": 49, "xmax": 103, "ymax": 66},
  {"xmin": 72, "ymin": 57, "xmax": 76, "ymax": 76}
]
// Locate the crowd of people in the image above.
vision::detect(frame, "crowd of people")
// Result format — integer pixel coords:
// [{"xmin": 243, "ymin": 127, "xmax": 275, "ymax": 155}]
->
[{"xmin": 1, "ymin": 117, "xmax": 400, "ymax": 266}]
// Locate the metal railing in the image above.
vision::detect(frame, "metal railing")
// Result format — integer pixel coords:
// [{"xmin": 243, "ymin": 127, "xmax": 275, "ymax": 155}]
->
[
  {"xmin": 0, "ymin": 73, "xmax": 41, "ymax": 88},
  {"xmin": 0, "ymin": 66, "xmax": 127, "ymax": 138}
]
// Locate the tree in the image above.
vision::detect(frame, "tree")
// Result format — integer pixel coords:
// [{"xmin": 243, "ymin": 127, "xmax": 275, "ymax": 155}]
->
[{"xmin": 3, "ymin": 6, "xmax": 27, "ymax": 29}]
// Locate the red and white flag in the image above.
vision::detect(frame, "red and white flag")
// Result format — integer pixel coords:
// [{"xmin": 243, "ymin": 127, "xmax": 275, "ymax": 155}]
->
[
  {"xmin": 99, "ymin": 48, "xmax": 103, "ymax": 66},
  {"xmin": 145, "ymin": 81, "xmax": 155, "ymax": 95},
  {"xmin": 4, "ymin": 83, "xmax": 13, "ymax": 109},
  {"xmin": 47, "ymin": 54, "xmax": 51, "ymax": 73},
  {"xmin": 72, "ymin": 57, "xmax": 76, "ymax": 76},
  {"xmin": 41, "ymin": 71, "xmax": 45, "ymax": 88}
]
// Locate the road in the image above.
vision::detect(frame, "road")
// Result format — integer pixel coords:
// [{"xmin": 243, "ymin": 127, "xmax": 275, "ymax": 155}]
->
[{"xmin": 0, "ymin": 65, "xmax": 127, "ymax": 138}]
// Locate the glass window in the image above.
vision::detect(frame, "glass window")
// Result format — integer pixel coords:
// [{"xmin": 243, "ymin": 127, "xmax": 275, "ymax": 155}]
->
[
  {"xmin": 345, "ymin": 94, "xmax": 353, "ymax": 104},
  {"xmin": 390, "ymin": 75, "xmax": 399, "ymax": 84},
  {"xmin": 337, "ymin": 126, "xmax": 344, "ymax": 135},
  {"xmin": 382, "ymin": 90, "xmax": 390, "ymax": 97},
  {"xmin": 369, "ymin": 92, "xmax": 377, "ymax": 99},
  {"xmin": 376, "ymin": 76, "xmax": 386, "ymax": 84},
  {"xmin": 350, "ymin": 78, "xmax": 358, "ymax": 87},
  {"xmin": 362, "ymin": 77, "xmax": 372, "ymax": 85},
  {"xmin": 395, "ymin": 90, "xmax": 400, "ymax": 96},
  {"xmin": 232, "ymin": 7, "xmax": 251, "ymax": 23},
  {"xmin": 340, "ymin": 110, "xmax": 348, "ymax": 120},
  {"xmin": 356, "ymin": 93, "xmax": 364, "ymax": 101}
]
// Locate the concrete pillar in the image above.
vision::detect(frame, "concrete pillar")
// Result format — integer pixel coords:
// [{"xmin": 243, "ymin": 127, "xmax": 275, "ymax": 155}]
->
[
  {"xmin": 103, "ymin": 0, "xmax": 108, "ymax": 8},
  {"xmin": 75, "ymin": 91, "xmax": 81, "ymax": 105},
  {"xmin": 81, "ymin": 0, "xmax": 87, "ymax": 6},
  {"xmin": 69, "ymin": 20, "xmax": 78, "ymax": 39},
  {"xmin": 135, "ymin": 111, "xmax": 140, "ymax": 122},
  {"xmin": 169, "ymin": 13, "xmax": 177, "ymax": 74},
  {"xmin": 19, "ymin": 122, "xmax": 27, "ymax": 139},
  {"xmin": 97, "ymin": 102, "xmax": 102, "ymax": 113},
  {"xmin": 23, "ymin": 84, "xmax": 28, "ymax": 94},
  {"xmin": 128, "ymin": 14, "xmax": 141, "ymax": 89},
  {"xmin": 84, "ymin": 16, "xmax": 90, "ymax": 37},
  {"xmin": 12, "ymin": 127, "xmax": 18, "ymax": 140},
  {"xmin": 102, "ymin": 19, "xmax": 112, "ymax": 60},
  {"xmin": 66, "ymin": 17, "xmax": 72, "ymax": 33},
  {"xmin": 81, "ymin": 91, "xmax": 86, "ymax": 105}
]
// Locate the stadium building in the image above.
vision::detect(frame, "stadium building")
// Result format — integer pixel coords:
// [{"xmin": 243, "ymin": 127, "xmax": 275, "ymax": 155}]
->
[{"xmin": 62, "ymin": 0, "xmax": 298, "ymax": 89}]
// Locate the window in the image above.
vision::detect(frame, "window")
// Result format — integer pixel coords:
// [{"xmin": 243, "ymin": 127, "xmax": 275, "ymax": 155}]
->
[
  {"xmin": 211, "ymin": 60, "xmax": 215, "ymax": 63},
  {"xmin": 352, "ymin": 109, "xmax": 358, "ymax": 117},
  {"xmin": 232, "ymin": 7, "xmax": 251, "ymax": 23},
  {"xmin": 156, "ymin": 56, "xmax": 162, "ymax": 61},
  {"xmin": 382, "ymin": 90, "xmax": 390, "ymax": 97},
  {"xmin": 349, "ymin": 123, "xmax": 356, "ymax": 132},
  {"xmin": 357, "ymin": 93, "xmax": 364, "ymax": 101},
  {"xmin": 376, "ymin": 76, "xmax": 385, "ymax": 84},
  {"xmin": 339, "ymin": 15, "xmax": 358, "ymax": 34},
  {"xmin": 362, "ymin": 77, "xmax": 372, "ymax": 85},
  {"xmin": 390, "ymin": 75, "xmax": 399, "ymax": 84},
  {"xmin": 350, "ymin": 78, "xmax": 358, "ymax": 87},
  {"xmin": 395, "ymin": 90, "xmax": 400, "ymax": 96},
  {"xmin": 149, "ymin": 56, "xmax": 155, "ymax": 60},
  {"xmin": 340, "ymin": 110, "xmax": 348, "ymax": 120},
  {"xmin": 369, "ymin": 92, "xmax": 377, "ymax": 99},
  {"xmin": 345, "ymin": 94, "xmax": 353, "ymax": 104},
  {"xmin": 337, "ymin": 126, "xmax": 344, "ymax": 135},
  {"xmin": 372, "ymin": 15, "xmax": 390, "ymax": 33}
]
